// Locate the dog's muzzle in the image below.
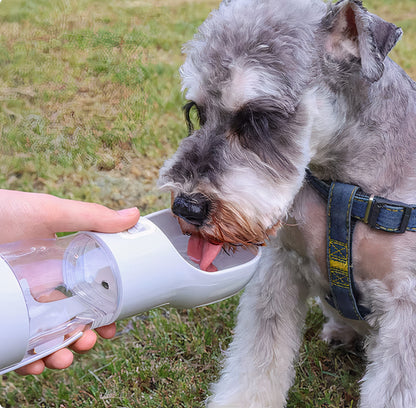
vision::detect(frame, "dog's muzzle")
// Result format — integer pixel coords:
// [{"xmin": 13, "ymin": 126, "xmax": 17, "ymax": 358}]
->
[{"xmin": 172, "ymin": 193, "xmax": 211, "ymax": 227}]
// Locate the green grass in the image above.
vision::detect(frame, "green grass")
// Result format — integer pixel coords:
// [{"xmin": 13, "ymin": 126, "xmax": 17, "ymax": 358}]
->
[
  {"xmin": 0, "ymin": 0, "xmax": 415, "ymax": 407},
  {"xmin": 2, "ymin": 301, "xmax": 240, "ymax": 408},
  {"xmin": 0, "ymin": 0, "xmax": 218, "ymax": 210}
]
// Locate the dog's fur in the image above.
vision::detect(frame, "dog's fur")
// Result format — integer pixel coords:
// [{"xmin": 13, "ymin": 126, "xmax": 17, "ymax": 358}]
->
[{"xmin": 158, "ymin": 0, "xmax": 416, "ymax": 406}]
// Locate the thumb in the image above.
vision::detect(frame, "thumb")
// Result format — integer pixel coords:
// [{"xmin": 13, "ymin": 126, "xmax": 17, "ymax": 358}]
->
[{"xmin": 46, "ymin": 198, "xmax": 140, "ymax": 234}]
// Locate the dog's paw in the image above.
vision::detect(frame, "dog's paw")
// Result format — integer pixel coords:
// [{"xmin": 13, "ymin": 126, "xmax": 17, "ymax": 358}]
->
[{"xmin": 320, "ymin": 318, "xmax": 361, "ymax": 349}]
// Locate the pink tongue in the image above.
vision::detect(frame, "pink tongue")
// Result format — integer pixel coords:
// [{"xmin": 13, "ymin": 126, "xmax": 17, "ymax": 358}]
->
[{"xmin": 187, "ymin": 234, "xmax": 223, "ymax": 272}]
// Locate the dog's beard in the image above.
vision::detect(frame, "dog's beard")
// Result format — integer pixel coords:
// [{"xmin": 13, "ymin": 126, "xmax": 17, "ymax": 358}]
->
[{"xmin": 175, "ymin": 200, "xmax": 281, "ymax": 271}]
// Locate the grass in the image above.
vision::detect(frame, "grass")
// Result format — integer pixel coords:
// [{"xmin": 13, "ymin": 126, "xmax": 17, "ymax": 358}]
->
[
  {"xmin": 0, "ymin": 0, "xmax": 415, "ymax": 407},
  {"xmin": 0, "ymin": 0, "xmax": 219, "ymax": 210}
]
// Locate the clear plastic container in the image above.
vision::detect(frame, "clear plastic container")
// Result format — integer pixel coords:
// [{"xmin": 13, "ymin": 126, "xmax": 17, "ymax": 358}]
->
[{"xmin": 0, "ymin": 233, "xmax": 120, "ymax": 373}]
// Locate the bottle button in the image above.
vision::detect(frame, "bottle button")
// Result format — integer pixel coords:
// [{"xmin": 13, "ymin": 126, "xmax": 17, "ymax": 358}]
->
[{"xmin": 127, "ymin": 222, "xmax": 148, "ymax": 235}]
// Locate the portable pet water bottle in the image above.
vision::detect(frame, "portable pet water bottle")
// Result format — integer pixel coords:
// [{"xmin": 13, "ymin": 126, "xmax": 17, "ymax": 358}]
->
[{"xmin": 0, "ymin": 209, "xmax": 261, "ymax": 374}]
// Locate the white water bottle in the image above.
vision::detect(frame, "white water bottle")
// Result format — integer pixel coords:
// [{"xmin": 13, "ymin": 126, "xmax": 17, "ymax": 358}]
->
[{"xmin": 0, "ymin": 209, "xmax": 260, "ymax": 374}]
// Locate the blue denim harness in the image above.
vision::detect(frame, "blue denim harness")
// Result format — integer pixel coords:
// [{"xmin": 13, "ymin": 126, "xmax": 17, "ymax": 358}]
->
[{"xmin": 306, "ymin": 169, "xmax": 416, "ymax": 320}]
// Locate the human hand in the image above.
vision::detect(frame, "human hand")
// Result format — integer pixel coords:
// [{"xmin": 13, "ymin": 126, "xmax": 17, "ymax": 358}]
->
[
  {"xmin": 0, "ymin": 189, "xmax": 140, "ymax": 375},
  {"xmin": 0, "ymin": 189, "xmax": 140, "ymax": 244}
]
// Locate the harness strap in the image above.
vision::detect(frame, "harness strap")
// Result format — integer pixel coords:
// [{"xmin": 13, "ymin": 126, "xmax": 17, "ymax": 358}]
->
[
  {"xmin": 306, "ymin": 170, "xmax": 416, "ymax": 233},
  {"xmin": 326, "ymin": 182, "xmax": 369, "ymax": 319},
  {"xmin": 306, "ymin": 169, "xmax": 416, "ymax": 320}
]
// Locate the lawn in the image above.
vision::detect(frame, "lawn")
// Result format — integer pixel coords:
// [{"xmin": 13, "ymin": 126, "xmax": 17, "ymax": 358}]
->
[{"xmin": 0, "ymin": 0, "xmax": 415, "ymax": 407}]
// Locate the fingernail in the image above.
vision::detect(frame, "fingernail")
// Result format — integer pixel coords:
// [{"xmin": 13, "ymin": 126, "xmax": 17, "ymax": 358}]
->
[{"xmin": 117, "ymin": 207, "xmax": 139, "ymax": 216}]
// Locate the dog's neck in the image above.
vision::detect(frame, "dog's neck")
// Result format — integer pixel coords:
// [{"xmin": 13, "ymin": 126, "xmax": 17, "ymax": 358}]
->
[{"xmin": 308, "ymin": 58, "xmax": 416, "ymax": 201}]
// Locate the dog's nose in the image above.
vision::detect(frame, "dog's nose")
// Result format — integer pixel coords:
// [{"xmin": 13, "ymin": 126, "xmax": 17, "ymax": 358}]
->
[{"xmin": 172, "ymin": 193, "xmax": 211, "ymax": 227}]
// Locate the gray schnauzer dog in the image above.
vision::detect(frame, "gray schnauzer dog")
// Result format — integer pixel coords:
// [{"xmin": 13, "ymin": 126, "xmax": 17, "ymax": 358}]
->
[{"xmin": 158, "ymin": 0, "xmax": 416, "ymax": 406}]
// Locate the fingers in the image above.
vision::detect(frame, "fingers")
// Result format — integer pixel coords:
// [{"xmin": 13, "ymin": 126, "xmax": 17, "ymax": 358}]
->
[
  {"xmin": 70, "ymin": 330, "xmax": 97, "ymax": 354},
  {"xmin": 15, "ymin": 324, "xmax": 118, "ymax": 375},
  {"xmin": 96, "ymin": 323, "xmax": 117, "ymax": 339},
  {"xmin": 45, "ymin": 198, "xmax": 140, "ymax": 234},
  {"xmin": 0, "ymin": 189, "xmax": 141, "ymax": 243},
  {"xmin": 43, "ymin": 348, "xmax": 74, "ymax": 370},
  {"xmin": 15, "ymin": 360, "xmax": 45, "ymax": 376},
  {"xmin": 15, "ymin": 348, "xmax": 74, "ymax": 375},
  {"xmin": 70, "ymin": 325, "xmax": 117, "ymax": 354},
  {"xmin": 68, "ymin": 324, "xmax": 116, "ymax": 354}
]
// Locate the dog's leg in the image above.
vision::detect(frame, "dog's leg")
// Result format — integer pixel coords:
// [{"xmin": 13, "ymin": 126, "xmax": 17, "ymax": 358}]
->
[
  {"xmin": 207, "ymin": 241, "xmax": 309, "ymax": 408},
  {"xmin": 359, "ymin": 278, "xmax": 416, "ymax": 408}
]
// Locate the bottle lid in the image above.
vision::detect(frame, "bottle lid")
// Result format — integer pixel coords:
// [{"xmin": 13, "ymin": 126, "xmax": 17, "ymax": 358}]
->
[{"xmin": 0, "ymin": 257, "xmax": 30, "ymax": 371}]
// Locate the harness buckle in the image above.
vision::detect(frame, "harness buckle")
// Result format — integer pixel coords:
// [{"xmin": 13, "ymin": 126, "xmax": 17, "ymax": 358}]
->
[
  {"xmin": 364, "ymin": 195, "xmax": 412, "ymax": 233},
  {"xmin": 363, "ymin": 195, "xmax": 382, "ymax": 228}
]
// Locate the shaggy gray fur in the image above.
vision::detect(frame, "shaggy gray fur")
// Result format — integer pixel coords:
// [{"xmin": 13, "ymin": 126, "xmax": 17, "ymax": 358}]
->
[{"xmin": 159, "ymin": 0, "xmax": 416, "ymax": 406}]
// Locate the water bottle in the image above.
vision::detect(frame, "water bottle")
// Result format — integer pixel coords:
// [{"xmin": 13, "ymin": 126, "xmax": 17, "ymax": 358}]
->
[{"xmin": 0, "ymin": 209, "xmax": 261, "ymax": 374}]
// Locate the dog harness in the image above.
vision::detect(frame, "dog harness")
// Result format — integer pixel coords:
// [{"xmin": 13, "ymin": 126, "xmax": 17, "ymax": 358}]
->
[{"xmin": 306, "ymin": 169, "xmax": 416, "ymax": 320}]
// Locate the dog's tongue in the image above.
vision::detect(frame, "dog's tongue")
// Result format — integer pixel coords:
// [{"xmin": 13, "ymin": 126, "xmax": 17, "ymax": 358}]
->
[{"xmin": 187, "ymin": 234, "xmax": 223, "ymax": 272}]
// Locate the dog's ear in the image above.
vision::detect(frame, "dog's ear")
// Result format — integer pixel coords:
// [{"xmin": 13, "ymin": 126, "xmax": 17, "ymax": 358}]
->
[{"xmin": 323, "ymin": 0, "xmax": 403, "ymax": 82}]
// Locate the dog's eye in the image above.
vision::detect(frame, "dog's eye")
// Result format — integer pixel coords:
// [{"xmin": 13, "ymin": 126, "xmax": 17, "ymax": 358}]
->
[
  {"xmin": 183, "ymin": 101, "xmax": 205, "ymax": 135},
  {"xmin": 231, "ymin": 106, "xmax": 270, "ymax": 144}
]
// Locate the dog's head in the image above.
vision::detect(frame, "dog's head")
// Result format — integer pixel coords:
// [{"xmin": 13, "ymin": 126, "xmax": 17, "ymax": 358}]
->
[{"xmin": 158, "ymin": 0, "xmax": 402, "ymax": 269}]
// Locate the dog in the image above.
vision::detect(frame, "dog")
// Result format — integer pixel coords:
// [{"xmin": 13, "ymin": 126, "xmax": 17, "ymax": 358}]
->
[{"xmin": 158, "ymin": 0, "xmax": 416, "ymax": 406}]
